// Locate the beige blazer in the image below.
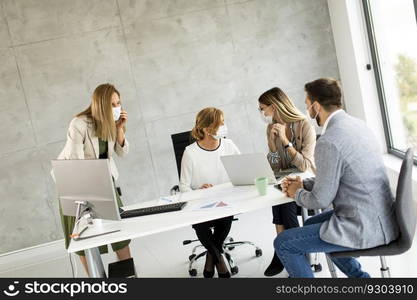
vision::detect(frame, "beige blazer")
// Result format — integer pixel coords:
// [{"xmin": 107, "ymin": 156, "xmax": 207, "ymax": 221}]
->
[
  {"xmin": 56, "ymin": 115, "xmax": 129, "ymax": 180},
  {"xmin": 267, "ymin": 118, "xmax": 316, "ymax": 173}
]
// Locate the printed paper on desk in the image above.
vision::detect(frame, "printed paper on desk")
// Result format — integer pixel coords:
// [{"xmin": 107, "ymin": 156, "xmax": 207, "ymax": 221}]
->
[
  {"xmin": 159, "ymin": 194, "xmax": 180, "ymax": 204},
  {"xmin": 191, "ymin": 200, "xmax": 233, "ymax": 211}
]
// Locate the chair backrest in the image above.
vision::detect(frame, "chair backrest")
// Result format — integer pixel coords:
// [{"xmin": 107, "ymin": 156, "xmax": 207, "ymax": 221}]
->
[
  {"xmin": 395, "ymin": 148, "xmax": 416, "ymax": 252},
  {"xmin": 171, "ymin": 131, "xmax": 195, "ymax": 179}
]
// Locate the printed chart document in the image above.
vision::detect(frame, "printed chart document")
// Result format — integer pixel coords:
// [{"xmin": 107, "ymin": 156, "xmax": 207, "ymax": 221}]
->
[{"xmin": 191, "ymin": 200, "xmax": 233, "ymax": 211}]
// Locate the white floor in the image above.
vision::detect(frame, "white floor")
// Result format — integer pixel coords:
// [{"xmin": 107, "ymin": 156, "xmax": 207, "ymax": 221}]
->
[{"xmin": 1, "ymin": 207, "xmax": 417, "ymax": 278}]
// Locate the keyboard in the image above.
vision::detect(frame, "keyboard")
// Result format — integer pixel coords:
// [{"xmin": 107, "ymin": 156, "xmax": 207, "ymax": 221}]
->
[
  {"xmin": 274, "ymin": 184, "xmax": 282, "ymax": 191},
  {"xmin": 274, "ymin": 168, "xmax": 299, "ymax": 180},
  {"xmin": 120, "ymin": 202, "xmax": 187, "ymax": 219}
]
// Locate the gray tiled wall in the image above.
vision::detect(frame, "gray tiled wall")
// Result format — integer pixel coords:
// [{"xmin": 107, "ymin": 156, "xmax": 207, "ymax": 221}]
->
[{"xmin": 0, "ymin": 0, "xmax": 339, "ymax": 254}]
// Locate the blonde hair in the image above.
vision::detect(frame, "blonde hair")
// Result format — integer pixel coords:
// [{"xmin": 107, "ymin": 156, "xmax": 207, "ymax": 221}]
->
[
  {"xmin": 77, "ymin": 83, "xmax": 124, "ymax": 141},
  {"xmin": 258, "ymin": 87, "xmax": 305, "ymax": 123},
  {"xmin": 191, "ymin": 107, "xmax": 224, "ymax": 141}
]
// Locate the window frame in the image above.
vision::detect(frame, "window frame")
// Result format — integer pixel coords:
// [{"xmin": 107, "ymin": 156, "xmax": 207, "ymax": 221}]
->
[{"xmin": 362, "ymin": 0, "xmax": 417, "ymax": 164}]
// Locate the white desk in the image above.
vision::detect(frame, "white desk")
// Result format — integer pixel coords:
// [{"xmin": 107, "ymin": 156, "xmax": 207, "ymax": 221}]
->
[{"xmin": 68, "ymin": 182, "xmax": 296, "ymax": 277}]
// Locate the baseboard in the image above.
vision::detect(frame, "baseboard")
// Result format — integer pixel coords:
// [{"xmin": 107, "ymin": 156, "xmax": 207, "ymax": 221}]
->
[{"xmin": 0, "ymin": 239, "xmax": 68, "ymax": 274}]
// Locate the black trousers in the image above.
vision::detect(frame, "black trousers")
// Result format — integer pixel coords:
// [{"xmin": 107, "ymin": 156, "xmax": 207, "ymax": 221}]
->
[
  {"xmin": 192, "ymin": 216, "xmax": 234, "ymax": 264},
  {"xmin": 272, "ymin": 202, "xmax": 300, "ymax": 228}
]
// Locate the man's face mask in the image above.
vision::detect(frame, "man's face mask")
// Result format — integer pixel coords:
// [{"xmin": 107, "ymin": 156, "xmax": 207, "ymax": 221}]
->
[{"xmin": 306, "ymin": 102, "xmax": 321, "ymax": 127}]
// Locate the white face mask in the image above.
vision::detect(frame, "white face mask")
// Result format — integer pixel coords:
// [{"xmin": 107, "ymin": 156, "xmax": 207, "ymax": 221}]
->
[
  {"xmin": 212, "ymin": 125, "xmax": 228, "ymax": 140},
  {"xmin": 112, "ymin": 106, "xmax": 121, "ymax": 121},
  {"xmin": 260, "ymin": 111, "xmax": 273, "ymax": 124},
  {"xmin": 306, "ymin": 104, "xmax": 320, "ymax": 127}
]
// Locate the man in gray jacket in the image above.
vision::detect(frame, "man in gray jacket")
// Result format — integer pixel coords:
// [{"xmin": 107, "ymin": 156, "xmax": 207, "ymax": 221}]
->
[{"xmin": 276, "ymin": 78, "xmax": 399, "ymax": 278}]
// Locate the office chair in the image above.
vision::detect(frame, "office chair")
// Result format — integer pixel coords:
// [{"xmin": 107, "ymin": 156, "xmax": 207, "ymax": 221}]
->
[
  {"xmin": 302, "ymin": 134, "xmax": 323, "ymax": 272},
  {"xmin": 326, "ymin": 148, "xmax": 415, "ymax": 278},
  {"xmin": 291, "ymin": 134, "xmax": 323, "ymax": 273},
  {"xmin": 170, "ymin": 131, "xmax": 263, "ymax": 277},
  {"xmin": 298, "ymin": 206, "xmax": 324, "ymax": 272}
]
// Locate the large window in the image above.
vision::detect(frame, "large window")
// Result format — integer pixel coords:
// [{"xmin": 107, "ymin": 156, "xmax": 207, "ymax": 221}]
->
[{"xmin": 363, "ymin": 0, "xmax": 417, "ymax": 162}]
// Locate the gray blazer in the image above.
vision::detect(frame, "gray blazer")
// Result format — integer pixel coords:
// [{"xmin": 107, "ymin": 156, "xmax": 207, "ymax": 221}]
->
[{"xmin": 295, "ymin": 110, "xmax": 399, "ymax": 249}]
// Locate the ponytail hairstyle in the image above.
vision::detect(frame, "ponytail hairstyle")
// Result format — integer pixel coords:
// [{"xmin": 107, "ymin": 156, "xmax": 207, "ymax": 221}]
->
[{"xmin": 191, "ymin": 107, "xmax": 224, "ymax": 141}]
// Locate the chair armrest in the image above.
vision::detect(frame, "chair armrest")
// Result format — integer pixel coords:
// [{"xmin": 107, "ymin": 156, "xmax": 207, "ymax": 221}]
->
[{"xmin": 170, "ymin": 185, "xmax": 180, "ymax": 195}]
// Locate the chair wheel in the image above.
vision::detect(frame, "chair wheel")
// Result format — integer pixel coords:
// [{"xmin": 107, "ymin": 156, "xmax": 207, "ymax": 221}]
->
[
  {"xmin": 312, "ymin": 263, "xmax": 322, "ymax": 272},
  {"xmin": 189, "ymin": 269, "xmax": 197, "ymax": 276},
  {"xmin": 255, "ymin": 249, "xmax": 263, "ymax": 257},
  {"xmin": 189, "ymin": 254, "xmax": 196, "ymax": 261},
  {"xmin": 231, "ymin": 266, "xmax": 239, "ymax": 275}
]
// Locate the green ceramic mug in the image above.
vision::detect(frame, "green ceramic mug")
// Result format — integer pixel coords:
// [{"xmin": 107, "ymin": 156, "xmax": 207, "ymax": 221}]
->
[{"xmin": 254, "ymin": 177, "xmax": 268, "ymax": 196}]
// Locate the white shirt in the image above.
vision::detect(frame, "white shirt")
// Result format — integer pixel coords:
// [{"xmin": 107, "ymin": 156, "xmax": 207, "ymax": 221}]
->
[
  {"xmin": 321, "ymin": 109, "xmax": 343, "ymax": 135},
  {"xmin": 179, "ymin": 138, "xmax": 241, "ymax": 192}
]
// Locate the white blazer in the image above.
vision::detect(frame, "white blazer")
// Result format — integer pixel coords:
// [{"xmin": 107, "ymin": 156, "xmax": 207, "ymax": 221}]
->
[{"xmin": 56, "ymin": 115, "xmax": 129, "ymax": 180}]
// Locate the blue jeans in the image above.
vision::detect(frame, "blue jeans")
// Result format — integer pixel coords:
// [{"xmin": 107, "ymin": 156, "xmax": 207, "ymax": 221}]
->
[{"xmin": 274, "ymin": 210, "xmax": 370, "ymax": 278}]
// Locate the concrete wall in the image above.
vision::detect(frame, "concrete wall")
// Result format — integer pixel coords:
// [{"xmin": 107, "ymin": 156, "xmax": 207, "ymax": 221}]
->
[{"xmin": 0, "ymin": 0, "xmax": 339, "ymax": 254}]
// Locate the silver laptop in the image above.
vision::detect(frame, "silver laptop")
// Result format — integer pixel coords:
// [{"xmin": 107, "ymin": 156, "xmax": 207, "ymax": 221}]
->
[{"xmin": 220, "ymin": 153, "xmax": 278, "ymax": 186}]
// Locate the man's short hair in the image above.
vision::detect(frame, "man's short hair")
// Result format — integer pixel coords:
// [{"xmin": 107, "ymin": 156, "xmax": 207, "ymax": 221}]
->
[{"xmin": 304, "ymin": 78, "xmax": 342, "ymax": 110}]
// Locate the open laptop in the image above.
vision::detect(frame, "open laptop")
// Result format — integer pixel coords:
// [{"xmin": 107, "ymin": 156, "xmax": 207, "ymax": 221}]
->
[{"xmin": 220, "ymin": 153, "xmax": 278, "ymax": 186}]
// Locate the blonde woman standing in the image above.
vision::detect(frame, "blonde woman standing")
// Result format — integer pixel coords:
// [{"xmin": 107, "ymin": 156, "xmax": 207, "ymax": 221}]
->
[
  {"xmin": 180, "ymin": 107, "xmax": 241, "ymax": 278},
  {"xmin": 57, "ymin": 83, "xmax": 132, "ymax": 276},
  {"xmin": 258, "ymin": 87, "xmax": 316, "ymax": 276}
]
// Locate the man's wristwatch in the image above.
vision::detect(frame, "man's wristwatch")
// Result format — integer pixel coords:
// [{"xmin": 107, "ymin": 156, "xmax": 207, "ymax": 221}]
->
[{"xmin": 284, "ymin": 142, "xmax": 293, "ymax": 149}]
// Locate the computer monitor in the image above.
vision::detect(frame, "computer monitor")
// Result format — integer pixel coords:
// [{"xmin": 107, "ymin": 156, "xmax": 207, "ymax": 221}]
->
[{"xmin": 51, "ymin": 159, "xmax": 121, "ymax": 221}]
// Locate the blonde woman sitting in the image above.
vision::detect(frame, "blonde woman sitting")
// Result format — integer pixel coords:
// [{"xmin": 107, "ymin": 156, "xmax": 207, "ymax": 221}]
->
[{"xmin": 180, "ymin": 107, "xmax": 240, "ymax": 278}]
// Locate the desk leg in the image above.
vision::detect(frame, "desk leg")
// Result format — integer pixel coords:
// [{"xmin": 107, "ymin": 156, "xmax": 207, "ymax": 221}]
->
[{"xmin": 85, "ymin": 247, "xmax": 107, "ymax": 278}]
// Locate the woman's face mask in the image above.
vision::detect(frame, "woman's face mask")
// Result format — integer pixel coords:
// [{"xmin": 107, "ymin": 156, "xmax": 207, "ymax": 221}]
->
[
  {"xmin": 259, "ymin": 105, "xmax": 274, "ymax": 124},
  {"xmin": 211, "ymin": 125, "xmax": 228, "ymax": 140},
  {"xmin": 260, "ymin": 111, "xmax": 273, "ymax": 124},
  {"xmin": 112, "ymin": 106, "xmax": 121, "ymax": 121}
]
